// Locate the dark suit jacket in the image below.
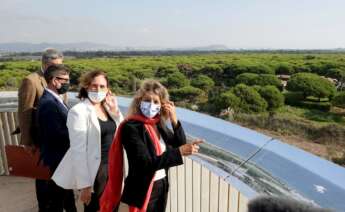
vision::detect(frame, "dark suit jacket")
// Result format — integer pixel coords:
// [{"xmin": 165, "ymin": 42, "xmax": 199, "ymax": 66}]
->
[
  {"xmin": 121, "ymin": 120, "xmax": 186, "ymax": 208},
  {"xmin": 36, "ymin": 90, "xmax": 70, "ymax": 171},
  {"xmin": 17, "ymin": 70, "xmax": 67, "ymax": 146}
]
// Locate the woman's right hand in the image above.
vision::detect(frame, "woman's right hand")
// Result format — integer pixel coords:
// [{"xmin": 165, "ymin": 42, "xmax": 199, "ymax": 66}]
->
[
  {"xmin": 179, "ymin": 140, "xmax": 203, "ymax": 156},
  {"xmin": 80, "ymin": 187, "xmax": 92, "ymax": 205}
]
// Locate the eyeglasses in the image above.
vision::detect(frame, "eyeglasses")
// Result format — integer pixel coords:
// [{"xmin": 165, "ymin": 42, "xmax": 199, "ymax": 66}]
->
[{"xmin": 56, "ymin": 77, "xmax": 70, "ymax": 83}]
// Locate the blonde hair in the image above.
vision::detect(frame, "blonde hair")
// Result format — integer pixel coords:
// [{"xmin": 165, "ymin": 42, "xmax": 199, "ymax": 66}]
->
[{"xmin": 127, "ymin": 79, "xmax": 170, "ymax": 121}]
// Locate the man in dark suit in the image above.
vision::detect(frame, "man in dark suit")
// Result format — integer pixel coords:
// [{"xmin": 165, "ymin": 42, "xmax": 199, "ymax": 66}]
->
[{"xmin": 36, "ymin": 64, "xmax": 76, "ymax": 212}]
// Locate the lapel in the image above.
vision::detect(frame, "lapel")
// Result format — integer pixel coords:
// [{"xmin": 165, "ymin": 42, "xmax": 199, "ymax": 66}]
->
[
  {"xmin": 44, "ymin": 90, "xmax": 68, "ymax": 116},
  {"xmin": 84, "ymin": 99, "xmax": 101, "ymax": 133},
  {"xmin": 37, "ymin": 70, "xmax": 47, "ymax": 88}
]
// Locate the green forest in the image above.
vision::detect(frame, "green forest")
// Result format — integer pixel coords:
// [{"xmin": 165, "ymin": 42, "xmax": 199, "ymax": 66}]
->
[{"xmin": 1, "ymin": 52, "xmax": 345, "ymax": 163}]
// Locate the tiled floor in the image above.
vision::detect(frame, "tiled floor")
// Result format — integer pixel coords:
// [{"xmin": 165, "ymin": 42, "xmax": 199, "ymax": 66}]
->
[{"xmin": 0, "ymin": 176, "xmax": 83, "ymax": 212}]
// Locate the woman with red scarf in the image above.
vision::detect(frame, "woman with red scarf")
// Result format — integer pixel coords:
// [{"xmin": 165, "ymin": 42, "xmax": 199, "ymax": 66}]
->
[{"xmin": 100, "ymin": 80, "xmax": 202, "ymax": 212}]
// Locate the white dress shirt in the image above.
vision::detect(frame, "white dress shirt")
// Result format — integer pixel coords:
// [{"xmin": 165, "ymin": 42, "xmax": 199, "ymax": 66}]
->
[{"xmin": 45, "ymin": 88, "xmax": 67, "ymax": 109}]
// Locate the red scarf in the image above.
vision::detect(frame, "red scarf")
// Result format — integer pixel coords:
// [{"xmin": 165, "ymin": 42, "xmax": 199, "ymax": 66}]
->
[{"xmin": 100, "ymin": 114, "xmax": 162, "ymax": 212}]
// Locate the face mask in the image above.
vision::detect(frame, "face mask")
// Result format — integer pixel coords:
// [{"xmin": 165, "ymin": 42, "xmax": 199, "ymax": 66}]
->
[
  {"xmin": 88, "ymin": 91, "xmax": 107, "ymax": 103},
  {"xmin": 140, "ymin": 101, "xmax": 161, "ymax": 118},
  {"xmin": 57, "ymin": 83, "xmax": 70, "ymax": 94}
]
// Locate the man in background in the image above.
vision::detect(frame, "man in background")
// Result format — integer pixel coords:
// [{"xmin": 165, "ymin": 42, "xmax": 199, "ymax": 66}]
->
[
  {"xmin": 17, "ymin": 48, "xmax": 66, "ymax": 211},
  {"xmin": 18, "ymin": 48, "xmax": 64, "ymax": 147}
]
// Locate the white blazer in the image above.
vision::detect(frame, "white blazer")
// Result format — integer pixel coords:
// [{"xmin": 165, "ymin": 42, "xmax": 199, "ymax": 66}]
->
[{"xmin": 52, "ymin": 98, "xmax": 124, "ymax": 190}]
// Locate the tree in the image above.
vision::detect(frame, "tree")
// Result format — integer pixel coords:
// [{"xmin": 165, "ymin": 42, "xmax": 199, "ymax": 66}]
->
[
  {"xmin": 177, "ymin": 63, "xmax": 194, "ymax": 79},
  {"xmin": 286, "ymin": 72, "xmax": 336, "ymax": 100},
  {"xmin": 201, "ymin": 65, "xmax": 224, "ymax": 85},
  {"xmin": 255, "ymin": 74, "xmax": 281, "ymax": 88},
  {"xmin": 170, "ymin": 86, "xmax": 204, "ymax": 103},
  {"xmin": 223, "ymin": 63, "xmax": 274, "ymax": 79},
  {"xmin": 166, "ymin": 72, "xmax": 189, "ymax": 88},
  {"xmin": 191, "ymin": 74, "xmax": 215, "ymax": 91},
  {"xmin": 154, "ymin": 66, "xmax": 177, "ymax": 78},
  {"xmin": 235, "ymin": 73, "xmax": 281, "ymax": 88},
  {"xmin": 231, "ymin": 84, "xmax": 268, "ymax": 112},
  {"xmin": 332, "ymin": 92, "xmax": 345, "ymax": 108},
  {"xmin": 258, "ymin": 86, "xmax": 285, "ymax": 111},
  {"xmin": 275, "ymin": 63, "xmax": 294, "ymax": 75},
  {"xmin": 0, "ymin": 63, "xmax": 6, "ymax": 70},
  {"xmin": 213, "ymin": 91, "xmax": 240, "ymax": 113},
  {"xmin": 222, "ymin": 63, "xmax": 248, "ymax": 78},
  {"xmin": 235, "ymin": 73, "xmax": 257, "ymax": 85},
  {"xmin": 247, "ymin": 64, "xmax": 275, "ymax": 75}
]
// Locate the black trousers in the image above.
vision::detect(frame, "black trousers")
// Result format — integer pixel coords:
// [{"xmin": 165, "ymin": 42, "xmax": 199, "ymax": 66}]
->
[
  {"xmin": 146, "ymin": 177, "xmax": 169, "ymax": 212},
  {"xmin": 36, "ymin": 179, "xmax": 77, "ymax": 212},
  {"xmin": 84, "ymin": 163, "xmax": 108, "ymax": 212}
]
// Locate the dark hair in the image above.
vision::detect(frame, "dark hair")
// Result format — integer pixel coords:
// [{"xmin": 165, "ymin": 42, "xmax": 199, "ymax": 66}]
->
[
  {"xmin": 77, "ymin": 70, "xmax": 109, "ymax": 99},
  {"xmin": 44, "ymin": 64, "xmax": 70, "ymax": 83}
]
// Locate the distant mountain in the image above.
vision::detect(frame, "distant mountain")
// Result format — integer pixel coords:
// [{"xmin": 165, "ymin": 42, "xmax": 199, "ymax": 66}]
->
[
  {"xmin": 0, "ymin": 42, "xmax": 229, "ymax": 53},
  {"xmin": 190, "ymin": 44, "xmax": 229, "ymax": 51},
  {"xmin": 0, "ymin": 42, "xmax": 120, "ymax": 52}
]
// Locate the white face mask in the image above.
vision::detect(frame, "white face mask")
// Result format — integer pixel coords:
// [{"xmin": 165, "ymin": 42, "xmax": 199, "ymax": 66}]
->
[
  {"xmin": 88, "ymin": 91, "xmax": 107, "ymax": 103},
  {"xmin": 140, "ymin": 101, "xmax": 161, "ymax": 118}
]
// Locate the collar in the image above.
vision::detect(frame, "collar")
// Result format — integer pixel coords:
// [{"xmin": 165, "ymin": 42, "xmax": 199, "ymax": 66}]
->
[{"xmin": 45, "ymin": 88, "xmax": 66, "ymax": 108}]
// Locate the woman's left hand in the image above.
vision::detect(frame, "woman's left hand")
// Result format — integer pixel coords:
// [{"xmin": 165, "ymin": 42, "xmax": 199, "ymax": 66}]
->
[
  {"xmin": 162, "ymin": 101, "xmax": 178, "ymax": 127},
  {"xmin": 104, "ymin": 91, "xmax": 119, "ymax": 115}
]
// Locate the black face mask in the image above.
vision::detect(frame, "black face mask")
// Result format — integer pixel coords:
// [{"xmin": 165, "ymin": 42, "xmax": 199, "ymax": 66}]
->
[{"xmin": 57, "ymin": 83, "xmax": 70, "ymax": 94}]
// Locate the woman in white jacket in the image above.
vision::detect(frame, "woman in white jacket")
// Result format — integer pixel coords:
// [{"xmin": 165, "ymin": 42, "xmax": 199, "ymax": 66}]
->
[{"xmin": 52, "ymin": 70, "xmax": 124, "ymax": 212}]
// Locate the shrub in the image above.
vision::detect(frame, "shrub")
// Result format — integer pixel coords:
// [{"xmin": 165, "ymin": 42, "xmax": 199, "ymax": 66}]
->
[
  {"xmin": 223, "ymin": 63, "xmax": 274, "ymax": 79},
  {"xmin": 166, "ymin": 72, "xmax": 189, "ymax": 88},
  {"xmin": 0, "ymin": 63, "xmax": 6, "ymax": 70},
  {"xmin": 259, "ymin": 86, "xmax": 285, "ymax": 111},
  {"xmin": 177, "ymin": 64, "xmax": 194, "ymax": 78},
  {"xmin": 235, "ymin": 73, "xmax": 257, "ymax": 85},
  {"xmin": 284, "ymin": 92, "xmax": 304, "ymax": 106},
  {"xmin": 247, "ymin": 64, "xmax": 275, "ymax": 75},
  {"xmin": 191, "ymin": 74, "xmax": 215, "ymax": 91},
  {"xmin": 170, "ymin": 86, "xmax": 204, "ymax": 103},
  {"xmin": 286, "ymin": 72, "xmax": 336, "ymax": 100},
  {"xmin": 275, "ymin": 63, "xmax": 295, "ymax": 75},
  {"xmin": 255, "ymin": 74, "xmax": 281, "ymax": 88},
  {"xmin": 213, "ymin": 91, "xmax": 240, "ymax": 113},
  {"xmin": 201, "ymin": 65, "xmax": 224, "ymax": 85},
  {"xmin": 236, "ymin": 73, "xmax": 281, "ymax": 88},
  {"xmin": 332, "ymin": 92, "xmax": 345, "ymax": 108},
  {"xmin": 154, "ymin": 66, "xmax": 177, "ymax": 78},
  {"xmin": 299, "ymin": 101, "xmax": 331, "ymax": 112},
  {"xmin": 231, "ymin": 84, "xmax": 268, "ymax": 112}
]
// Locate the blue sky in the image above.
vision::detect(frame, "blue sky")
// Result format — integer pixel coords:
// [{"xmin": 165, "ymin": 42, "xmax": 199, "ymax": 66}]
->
[{"xmin": 1, "ymin": 0, "xmax": 345, "ymax": 49}]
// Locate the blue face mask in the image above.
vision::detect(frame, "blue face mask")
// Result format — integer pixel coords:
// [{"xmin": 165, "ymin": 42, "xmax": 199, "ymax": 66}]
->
[{"xmin": 140, "ymin": 101, "xmax": 161, "ymax": 118}]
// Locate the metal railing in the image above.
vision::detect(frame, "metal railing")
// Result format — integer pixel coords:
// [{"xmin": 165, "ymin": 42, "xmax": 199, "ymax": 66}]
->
[{"xmin": 0, "ymin": 104, "xmax": 252, "ymax": 212}]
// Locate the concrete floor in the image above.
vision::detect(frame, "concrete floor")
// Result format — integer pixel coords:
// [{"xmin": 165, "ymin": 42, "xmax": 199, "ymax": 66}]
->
[{"xmin": 0, "ymin": 176, "xmax": 83, "ymax": 212}]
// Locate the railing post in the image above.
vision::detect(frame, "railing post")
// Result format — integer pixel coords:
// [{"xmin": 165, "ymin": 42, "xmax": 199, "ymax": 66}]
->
[{"xmin": 0, "ymin": 112, "xmax": 9, "ymax": 175}]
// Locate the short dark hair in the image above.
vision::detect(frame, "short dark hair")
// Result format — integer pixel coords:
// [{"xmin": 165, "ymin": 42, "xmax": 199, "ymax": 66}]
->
[{"xmin": 44, "ymin": 64, "xmax": 70, "ymax": 83}]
